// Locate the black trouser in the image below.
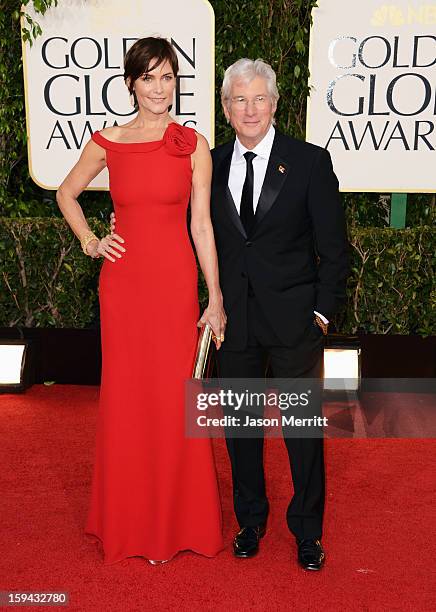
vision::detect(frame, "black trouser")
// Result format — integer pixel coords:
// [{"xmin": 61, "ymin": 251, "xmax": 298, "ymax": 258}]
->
[{"xmin": 216, "ymin": 291, "xmax": 325, "ymax": 541}]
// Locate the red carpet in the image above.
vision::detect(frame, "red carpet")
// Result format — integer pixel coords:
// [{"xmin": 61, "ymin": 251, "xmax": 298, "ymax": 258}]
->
[{"xmin": 1, "ymin": 385, "xmax": 435, "ymax": 611}]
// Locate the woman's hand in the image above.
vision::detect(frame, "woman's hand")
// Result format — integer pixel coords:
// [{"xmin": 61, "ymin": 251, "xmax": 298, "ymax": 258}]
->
[
  {"xmin": 110, "ymin": 211, "xmax": 116, "ymax": 235},
  {"xmin": 87, "ymin": 233, "xmax": 125, "ymax": 262},
  {"xmin": 197, "ymin": 298, "xmax": 227, "ymax": 350}
]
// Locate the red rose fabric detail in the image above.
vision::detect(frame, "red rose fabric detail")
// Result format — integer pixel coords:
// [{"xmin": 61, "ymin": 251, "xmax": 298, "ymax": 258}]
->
[{"xmin": 163, "ymin": 122, "xmax": 197, "ymax": 156}]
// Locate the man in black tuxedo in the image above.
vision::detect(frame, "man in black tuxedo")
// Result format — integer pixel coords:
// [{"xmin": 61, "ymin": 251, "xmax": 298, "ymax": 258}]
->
[{"xmin": 211, "ymin": 59, "xmax": 349, "ymax": 570}]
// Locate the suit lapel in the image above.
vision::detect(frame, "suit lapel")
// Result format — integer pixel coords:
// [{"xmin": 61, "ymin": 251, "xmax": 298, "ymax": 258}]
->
[
  {"xmin": 214, "ymin": 130, "xmax": 293, "ymax": 238},
  {"xmin": 253, "ymin": 131, "xmax": 292, "ymax": 230},
  {"xmin": 215, "ymin": 145, "xmax": 247, "ymax": 239}
]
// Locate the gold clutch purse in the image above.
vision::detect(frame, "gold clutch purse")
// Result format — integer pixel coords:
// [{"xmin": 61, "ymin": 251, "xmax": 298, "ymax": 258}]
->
[{"xmin": 192, "ymin": 324, "xmax": 213, "ymax": 379}]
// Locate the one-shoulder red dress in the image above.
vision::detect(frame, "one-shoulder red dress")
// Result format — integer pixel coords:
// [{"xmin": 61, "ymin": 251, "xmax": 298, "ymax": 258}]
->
[{"xmin": 85, "ymin": 123, "xmax": 223, "ymax": 564}]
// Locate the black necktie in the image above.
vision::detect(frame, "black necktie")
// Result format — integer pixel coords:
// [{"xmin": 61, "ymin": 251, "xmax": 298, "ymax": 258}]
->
[{"xmin": 240, "ymin": 151, "xmax": 256, "ymax": 234}]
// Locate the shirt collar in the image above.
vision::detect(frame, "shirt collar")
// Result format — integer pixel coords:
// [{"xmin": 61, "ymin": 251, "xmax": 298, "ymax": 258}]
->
[{"xmin": 233, "ymin": 123, "xmax": 275, "ymax": 162}]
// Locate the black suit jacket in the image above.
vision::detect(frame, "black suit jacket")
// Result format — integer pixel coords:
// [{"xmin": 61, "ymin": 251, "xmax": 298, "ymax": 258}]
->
[{"xmin": 210, "ymin": 129, "xmax": 349, "ymax": 351}]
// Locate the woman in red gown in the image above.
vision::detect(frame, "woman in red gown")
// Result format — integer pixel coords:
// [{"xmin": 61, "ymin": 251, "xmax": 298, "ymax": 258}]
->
[{"xmin": 56, "ymin": 38, "xmax": 226, "ymax": 564}]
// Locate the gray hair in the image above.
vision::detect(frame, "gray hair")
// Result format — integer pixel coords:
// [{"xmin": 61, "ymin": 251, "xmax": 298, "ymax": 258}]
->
[{"xmin": 221, "ymin": 58, "xmax": 279, "ymax": 104}]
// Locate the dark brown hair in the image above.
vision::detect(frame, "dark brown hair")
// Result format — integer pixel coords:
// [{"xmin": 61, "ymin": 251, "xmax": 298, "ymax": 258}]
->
[{"xmin": 124, "ymin": 37, "xmax": 179, "ymax": 108}]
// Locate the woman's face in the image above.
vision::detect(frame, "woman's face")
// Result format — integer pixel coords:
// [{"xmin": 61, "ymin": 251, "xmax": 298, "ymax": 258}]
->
[{"xmin": 132, "ymin": 59, "xmax": 176, "ymax": 115}]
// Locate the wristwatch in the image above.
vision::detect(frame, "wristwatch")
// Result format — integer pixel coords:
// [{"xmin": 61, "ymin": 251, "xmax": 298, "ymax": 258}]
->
[{"xmin": 314, "ymin": 314, "xmax": 328, "ymax": 336}]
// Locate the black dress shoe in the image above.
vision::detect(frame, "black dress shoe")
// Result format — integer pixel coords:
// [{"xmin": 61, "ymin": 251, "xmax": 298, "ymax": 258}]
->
[
  {"xmin": 233, "ymin": 525, "xmax": 266, "ymax": 558},
  {"xmin": 297, "ymin": 539, "xmax": 325, "ymax": 570}
]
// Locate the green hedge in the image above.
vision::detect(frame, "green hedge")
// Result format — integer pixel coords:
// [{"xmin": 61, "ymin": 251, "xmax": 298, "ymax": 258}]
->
[
  {"xmin": 0, "ymin": 218, "xmax": 102, "ymax": 328},
  {"xmin": 1, "ymin": 218, "xmax": 434, "ymax": 335}
]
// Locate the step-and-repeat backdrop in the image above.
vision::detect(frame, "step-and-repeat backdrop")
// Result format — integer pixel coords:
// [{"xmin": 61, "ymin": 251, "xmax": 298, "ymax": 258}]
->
[
  {"xmin": 307, "ymin": 0, "xmax": 436, "ymax": 192},
  {"xmin": 22, "ymin": 0, "xmax": 214, "ymax": 190},
  {"xmin": 23, "ymin": 0, "xmax": 435, "ymax": 194}
]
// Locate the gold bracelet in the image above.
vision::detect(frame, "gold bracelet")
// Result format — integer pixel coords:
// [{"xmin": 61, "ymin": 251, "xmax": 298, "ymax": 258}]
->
[
  {"xmin": 80, "ymin": 231, "xmax": 99, "ymax": 256},
  {"xmin": 315, "ymin": 315, "xmax": 328, "ymax": 336}
]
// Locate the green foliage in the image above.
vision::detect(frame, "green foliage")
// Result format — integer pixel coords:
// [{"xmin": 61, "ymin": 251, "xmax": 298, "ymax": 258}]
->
[
  {"xmin": 0, "ymin": 1, "xmax": 58, "ymax": 217},
  {"xmin": 0, "ymin": 2, "xmax": 29, "ymax": 216},
  {"xmin": 213, "ymin": 0, "xmax": 317, "ymax": 143},
  {"xmin": 406, "ymin": 193, "xmax": 436, "ymax": 227},
  {"xmin": 1, "ymin": 218, "xmax": 434, "ymax": 335},
  {"xmin": 0, "ymin": 217, "xmax": 105, "ymax": 327},
  {"xmin": 20, "ymin": 1, "xmax": 58, "ymax": 46},
  {"xmin": 337, "ymin": 226, "xmax": 435, "ymax": 336}
]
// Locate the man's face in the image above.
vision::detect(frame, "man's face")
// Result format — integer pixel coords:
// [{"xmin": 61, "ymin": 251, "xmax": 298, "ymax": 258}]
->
[{"xmin": 223, "ymin": 76, "xmax": 277, "ymax": 148}]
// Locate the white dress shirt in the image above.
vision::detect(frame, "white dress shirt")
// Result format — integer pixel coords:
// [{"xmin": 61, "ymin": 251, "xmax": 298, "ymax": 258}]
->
[
  {"xmin": 228, "ymin": 123, "xmax": 275, "ymax": 214},
  {"xmin": 227, "ymin": 123, "xmax": 328, "ymax": 325}
]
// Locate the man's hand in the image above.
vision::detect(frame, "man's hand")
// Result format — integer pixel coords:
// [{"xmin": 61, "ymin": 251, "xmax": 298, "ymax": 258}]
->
[{"xmin": 314, "ymin": 314, "xmax": 328, "ymax": 336}]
